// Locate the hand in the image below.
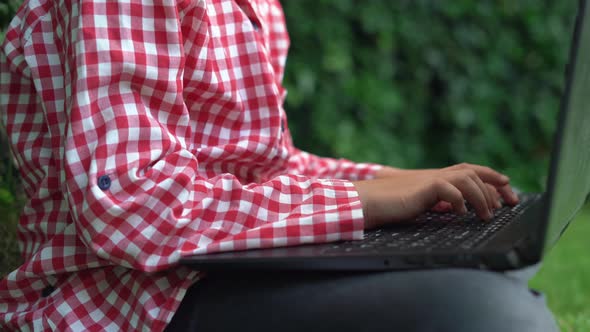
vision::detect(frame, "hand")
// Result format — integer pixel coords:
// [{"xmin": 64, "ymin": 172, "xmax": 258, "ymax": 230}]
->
[
  {"xmin": 355, "ymin": 163, "xmax": 518, "ymax": 229},
  {"xmin": 375, "ymin": 164, "xmax": 519, "ymax": 209}
]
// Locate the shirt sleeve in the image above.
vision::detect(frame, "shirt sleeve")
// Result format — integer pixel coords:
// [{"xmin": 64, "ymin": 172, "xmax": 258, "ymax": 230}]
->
[
  {"xmin": 61, "ymin": 0, "xmax": 364, "ymax": 272},
  {"xmin": 287, "ymin": 148, "xmax": 383, "ymax": 181}
]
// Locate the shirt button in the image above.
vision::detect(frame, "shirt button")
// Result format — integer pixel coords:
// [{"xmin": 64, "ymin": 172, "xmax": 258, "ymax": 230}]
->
[
  {"xmin": 98, "ymin": 175, "xmax": 111, "ymax": 190},
  {"xmin": 251, "ymin": 20, "xmax": 260, "ymax": 31},
  {"xmin": 41, "ymin": 285, "xmax": 55, "ymax": 298}
]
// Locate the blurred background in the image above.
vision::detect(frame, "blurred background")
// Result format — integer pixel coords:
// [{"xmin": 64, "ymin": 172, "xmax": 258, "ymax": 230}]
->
[
  {"xmin": 281, "ymin": 0, "xmax": 574, "ymax": 191},
  {"xmin": 1, "ymin": 0, "xmax": 588, "ymax": 330}
]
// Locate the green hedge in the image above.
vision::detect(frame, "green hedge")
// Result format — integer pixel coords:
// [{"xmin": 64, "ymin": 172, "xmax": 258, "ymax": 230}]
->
[
  {"xmin": 282, "ymin": 1, "xmax": 576, "ymax": 191},
  {"xmin": 0, "ymin": 0, "xmax": 21, "ymax": 41},
  {"xmin": 1, "ymin": 0, "xmax": 24, "ymax": 209},
  {"xmin": 0, "ymin": 0, "xmax": 24, "ymax": 276},
  {"xmin": 1, "ymin": 1, "xmax": 578, "ymax": 195}
]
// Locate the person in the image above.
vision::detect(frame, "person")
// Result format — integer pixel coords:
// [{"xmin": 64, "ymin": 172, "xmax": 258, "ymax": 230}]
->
[{"xmin": 0, "ymin": 0, "xmax": 558, "ymax": 331}]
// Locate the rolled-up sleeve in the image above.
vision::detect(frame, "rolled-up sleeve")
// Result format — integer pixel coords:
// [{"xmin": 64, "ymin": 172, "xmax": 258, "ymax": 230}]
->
[
  {"xmin": 62, "ymin": 0, "xmax": 365, "ymax": 273},
  {"xmin": 288, "ymin": 148, "xmax": 383, "ymax": 181}
]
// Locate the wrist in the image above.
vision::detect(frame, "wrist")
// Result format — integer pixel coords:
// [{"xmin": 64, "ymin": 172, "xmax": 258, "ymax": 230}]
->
[
  {"xmin": 374, "ymin": 166, "xmax": 402, "ymax": 179},
  {"xmin": 352, "ymin": 180, "xmax": 372, "ymax": 229}
]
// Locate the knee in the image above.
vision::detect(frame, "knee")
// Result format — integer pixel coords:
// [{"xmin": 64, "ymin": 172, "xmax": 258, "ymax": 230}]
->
[{"xmin": 367, "ymin": 270, "xmax": 559, "ymax": 332}]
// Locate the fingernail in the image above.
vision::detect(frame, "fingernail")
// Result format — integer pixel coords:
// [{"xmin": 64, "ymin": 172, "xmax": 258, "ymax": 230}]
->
[{"xmin": 501, "ymin": 175, "xmax": 510, "ymax": 182}]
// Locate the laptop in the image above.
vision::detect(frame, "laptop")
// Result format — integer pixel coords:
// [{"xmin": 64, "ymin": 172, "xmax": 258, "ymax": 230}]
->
[{"xmin": 181, "ymin": 0, "xmax": 590, "ymax": 272}]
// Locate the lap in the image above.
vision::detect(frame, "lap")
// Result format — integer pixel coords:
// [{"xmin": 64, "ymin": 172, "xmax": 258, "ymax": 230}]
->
[{"xmin": 166, "ymin": 268, "xmax": 558, "ymax": 332}]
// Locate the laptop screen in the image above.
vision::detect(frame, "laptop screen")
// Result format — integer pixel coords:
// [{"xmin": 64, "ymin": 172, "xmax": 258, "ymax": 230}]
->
[{"xmin": 543, "ymin": 0, "xmax": 590, "ymax": 251}]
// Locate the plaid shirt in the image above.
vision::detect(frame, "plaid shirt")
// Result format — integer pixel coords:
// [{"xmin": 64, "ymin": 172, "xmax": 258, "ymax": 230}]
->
[{"xmin": 0, "ymin": 0, "xmax": 381, "ymax": 330}]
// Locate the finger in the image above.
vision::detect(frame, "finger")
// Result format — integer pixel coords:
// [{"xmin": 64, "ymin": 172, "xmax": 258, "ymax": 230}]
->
[
  {"xmin": 470, "ymin": 172, "xmax": 495, "ymax": 213},
  {"xmin": 497, "ymin": 184, "xmax": 520, "ymax": 206},
  {"xmin": 451, "ymin": 163, "xmax": 510, "ymax": 186},
  {"xmin": 432, "ymin": 180, "xmax": 467, "ymax": 215},
  {"xmin": 486, "ymin": 184, "xmax": 502, "ymax": 208},
  {"xmin": 432, "ymin": 201, "xmax": 453, "ymax": 212},
  {"xmin": 448, "ymin": 172, "xmax": 492, "ymax": 220}
]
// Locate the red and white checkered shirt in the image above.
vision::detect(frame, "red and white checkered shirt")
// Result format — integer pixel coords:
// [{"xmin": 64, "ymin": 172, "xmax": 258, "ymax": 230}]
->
[{"xmin": 0, "ymin": 0, "xmax": 380, "ymax": 330}]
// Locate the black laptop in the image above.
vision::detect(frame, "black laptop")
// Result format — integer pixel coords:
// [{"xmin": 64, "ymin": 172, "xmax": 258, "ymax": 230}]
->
[{"xmin": 181, "ymin": 0, "xmax": 590, "ymax": 272}]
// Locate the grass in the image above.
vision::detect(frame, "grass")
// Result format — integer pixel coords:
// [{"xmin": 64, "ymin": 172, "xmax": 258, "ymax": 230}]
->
[
  {"xmin": 530, "ymin": 205, "xmax": 590, "ymax": 332},
  {"xmin": 0, "ymin": 204, "xmax": 589, "ymax": 331}
]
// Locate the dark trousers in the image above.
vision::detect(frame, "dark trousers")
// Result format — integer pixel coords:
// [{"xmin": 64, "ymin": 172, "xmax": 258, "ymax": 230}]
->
[{"xmin": 165, "ymin": 267, "xmax": 558, "ymax": 332}]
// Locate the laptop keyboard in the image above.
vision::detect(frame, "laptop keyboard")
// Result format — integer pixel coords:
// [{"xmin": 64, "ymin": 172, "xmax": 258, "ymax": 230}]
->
[{"xmin": 324, "ymin": 193, "xmax": 539, "ymax": 254}]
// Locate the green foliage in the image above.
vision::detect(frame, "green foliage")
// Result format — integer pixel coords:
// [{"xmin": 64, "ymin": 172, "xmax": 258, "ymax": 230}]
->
[
  {"xmin": 0, "ymin": 0, "xmax": 22, "ymax": 202},
  {"xmin": 282, "ymin": 0, "xmax": 577, "ymax": 191},
  {"xmin": 0, "ymin": 203, "xmax": 20, "ymax": 278},
  {"xmin": 0, "ymin": 0, "xmax": 21, "ymax": 31},
  {"xmin": 0, "ymin": 0, "xmax": 23, "ymax": 277}
]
